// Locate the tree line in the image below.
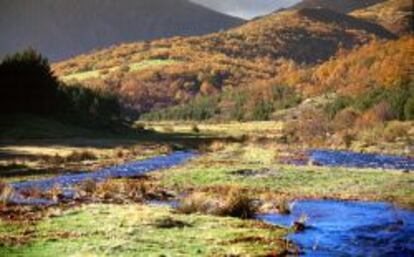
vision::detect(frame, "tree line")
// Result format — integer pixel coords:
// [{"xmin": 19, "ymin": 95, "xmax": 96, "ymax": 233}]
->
[{"xmin": 0, "ymin": 49, "xmax": 121, "ymax": 126}]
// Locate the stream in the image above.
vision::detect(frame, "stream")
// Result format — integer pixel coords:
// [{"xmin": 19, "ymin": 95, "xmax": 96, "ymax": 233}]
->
[
  {"xmin": 7, "ymin": 149, "xmax": 414, "ymax": 256},
  {"xmin": 309, "ymin": 150, "xmax": 414, "ymax": 170},
  {"xmin": 259, "ymin": 200, "xmax": 414, "ymax": 257},
  {"xmin": 10, "ymin": 151, "xmax": 196, "ymax": 204}
]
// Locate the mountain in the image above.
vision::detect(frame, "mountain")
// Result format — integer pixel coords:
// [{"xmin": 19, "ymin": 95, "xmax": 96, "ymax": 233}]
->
[
  {"xmin": 0, "ymin": 0, "xmax": 244, "ymax": 61},
  {"xmin": 53, "ymin": 7, "xmax": 396, "ymax": 113},
  {"xmin": 351, "ymin": 0, "xmax": 413, "ymax": 35},
  {"xmin": 291, "ymin": 0, "xmax": 386, "ymax": 13},
  {"xmin": 189, "ymin": 0, "xmax": 298, "ymax": 19},
  {"xmin": 199, "ymin": 7, "xmax": 396, "ymax": 64}
]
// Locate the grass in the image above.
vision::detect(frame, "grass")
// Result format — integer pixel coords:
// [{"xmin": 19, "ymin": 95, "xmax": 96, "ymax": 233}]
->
[
  {"xmin": 61, "ymin": 59, "xmax": 178, "ymax": 81},
  {"xmin": 144, "ymin": 121, "xmax": 284, "ymax": 139},
  {"xmin": 154, "ymin": 144, "xmax": 414, "ymax": 208},
  {"xmin": 1, "ymin": 119, "xmax": 412, "ymax": 255},
  {"xmin": 0, "ymin": 204, "xmax": 287, "ymax": 256},
  {"xmin": 0, "ymin": 137, "xmax": 173, "ymax": 183}
]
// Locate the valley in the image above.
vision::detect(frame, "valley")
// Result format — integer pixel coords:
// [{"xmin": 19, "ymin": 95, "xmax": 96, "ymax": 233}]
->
[{"xmin": 1, "ymin": 0, "xmax": 413, "ymax": 256}]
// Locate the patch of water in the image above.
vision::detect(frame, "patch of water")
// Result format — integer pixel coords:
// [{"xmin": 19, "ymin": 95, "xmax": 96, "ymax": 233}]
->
[
  {"xmin": 259, "ymin": 200, "xmax": 414, "ymax": 257},
  {"xmin": 10, "ymin": 151, "xmax": 196, "ymax": 204},
  {"xmin": 309, "ymin": 150, "xmax": 414, "ymax": 170}
]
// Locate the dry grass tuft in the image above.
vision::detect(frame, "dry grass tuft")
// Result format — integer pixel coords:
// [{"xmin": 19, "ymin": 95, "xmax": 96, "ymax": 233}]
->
[
  {"xmin": 0, "ymin": 181, "xmax": 14, "ymax": 204},
  {"xmin": 65, "ymin": 150, "xmax": 98, "ymax": 162},
  {"xmin": 178, "ymin": 186, "xmax": 257, "ymax": 219}
]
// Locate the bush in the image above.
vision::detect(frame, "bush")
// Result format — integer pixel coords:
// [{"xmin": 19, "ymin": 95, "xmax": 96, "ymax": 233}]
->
[
  {"xmin": 178, "ymin": 188, "xmax": 257, "ymax": 219},
  {"xmin": 356, "ymin": 102, "xmax": 393, "ymax": 128},
  {"xmin": 404, "ymin": 97, "xmax": 414, "ymax": 120},
  {"xmin": 0, "ymin": 181, "xmax": 14, "ymax": 204},
  {"xmin": 191, "ymin": 124, "xmax": 200, "ymax": 133},
  {"xmin": 332, "ymin": 107, "xmax": 359, "ymax": 130},
  {"xmin": 325, "ymin": 96, "xmax": 353, "ymax": 120},
  {"xmin": 219, "ymin": 188, "xmax": 257, "ymax": 219},
  {"xmin": 58, "ymin": 84, "xmax": 121, "ymax": 123},
  {"xmin": 251, "ymin": 100, "xmax": 273, "ymax": 121},
  {"xmin": 65, "ymin": 150, "xmax": 98, "ymax": 162},
  {"xmin": 293, "ymin": 109, "xmax": 331, "ymax": 144},
  {"xmin": 383, "ymin": 122, "xmax": 409, "ymax": 142}
]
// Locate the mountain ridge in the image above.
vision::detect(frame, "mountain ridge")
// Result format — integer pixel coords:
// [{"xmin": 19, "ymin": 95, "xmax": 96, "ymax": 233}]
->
[
  {"xmin": 53, "ymin": 7, "xmax": 398, "ymax": 113},
  {"xmin": 0, "ymin": 0, "xmax": 244, "ymax": 61}
]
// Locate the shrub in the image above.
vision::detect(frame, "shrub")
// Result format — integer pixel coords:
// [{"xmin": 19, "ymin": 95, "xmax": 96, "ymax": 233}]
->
[
  {"xmin": 178, "ymin": 188, "xmax": 257, "ymax": 219},
  {"xmin": 341, "ymin": 132, "xmax": 356, "ymax": 148},
  {"xmin": 356, "ymin": 101, "xmax": 393, "ymax": 128},
  {"xmin": 332, "ymin": 107, "xmax": 360, "ymax": 130},
  {"xmin": 66, "ymin": 150, "xmax": 98, "ymax": 162},
  {"xmin": 294, "ymin": 109, "xmax": 331, "ymax": 144},
  {"xmin": 0, "ymin": 181, "xmax": 14, "ymax": 204},
  {"xmin": 404, "ymin": 97, "xmax": 414, "ymax": 120},
  {"xmin": 383, "ymin": 122, "xmax": 409, "ymax": 142},
  {"xmin": 218, "ymin": 188, "xmax": 257, "ymax": 219},
  {"xmin": 325, "ymin": 96, "xmax": 353, "ymax": 120},
  {"xmin": 77, "ymin": 179, "xmax": 97, "ymax": 195},
  {"xmin": 251, "ymin": 100, "xmax": 273, "ymax": 121},
  {"xmin": 177, "ymin": 192, "xmax": 212, "ymax": 215},
  {"xmin": 191, "ymin": 124, "xmax": 200, "ymax": 133}
]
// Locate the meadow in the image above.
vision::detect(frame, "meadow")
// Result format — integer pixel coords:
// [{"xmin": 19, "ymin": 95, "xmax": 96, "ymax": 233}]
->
[{"xmin": 1, "ymin": 120, "xmax": 413, "ymax": 256}]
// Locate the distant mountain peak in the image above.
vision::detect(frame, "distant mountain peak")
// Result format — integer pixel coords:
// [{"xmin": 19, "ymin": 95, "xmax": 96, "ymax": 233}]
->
[{"xmin": 0, "ymin": 0, "xmax": 244, "ymax": 61}]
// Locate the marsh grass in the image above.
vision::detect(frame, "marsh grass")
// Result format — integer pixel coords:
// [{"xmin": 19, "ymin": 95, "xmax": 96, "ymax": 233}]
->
[
  {"xmin": 157, "ymin": 144, "xmax": 414, "ymax": 208},
  {"xmin": 0, "ymin": 181, "xmax": 14, "ymax": 204},
  {"xmin": 178, "ymin": 186, "xmax": 258, "ymax": 219},
  {"xmin": 41, "ymin": 150, "xmax": 97, "ymax": 165}
]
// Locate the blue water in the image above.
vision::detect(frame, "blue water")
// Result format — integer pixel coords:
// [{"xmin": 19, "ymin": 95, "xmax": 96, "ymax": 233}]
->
[
  {"xmin": 309, "ymin": 150, "xmax": 414, "ymax": 170},
  {"xmin": 10, "ymin": 151, "xmax": 196, "ymax": 204},
  {"xmin": 259, "ymin": 200, "xmax": 414, "ymax": 257}
]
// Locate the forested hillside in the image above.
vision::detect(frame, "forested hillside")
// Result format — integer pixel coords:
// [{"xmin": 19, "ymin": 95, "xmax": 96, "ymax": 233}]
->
[{"xmin": 53, "ymin": 7, "xmax": 396, "ymax": 114}]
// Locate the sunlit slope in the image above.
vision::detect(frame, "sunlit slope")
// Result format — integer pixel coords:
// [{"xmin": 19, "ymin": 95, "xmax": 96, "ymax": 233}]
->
[
  {"xmin": 53, "ymin": 7, "xmax": 396, "ymax": 112},
  {"xmin": 280, "ymin": 36, "xmax": 413, "ymax": 96},
  {"xmin": 351, "ymin": 0, "xmax": 413, "ymax": 35}
]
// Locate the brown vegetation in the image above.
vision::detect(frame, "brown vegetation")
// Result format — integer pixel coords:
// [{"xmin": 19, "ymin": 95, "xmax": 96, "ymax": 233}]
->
[
  {"xmin": 178, "ymin": 186, "xmax": 257, "ymax": 219},
  {"xmin": 52, "ymin": 7, "xmax": 396, "ymax": 114}
]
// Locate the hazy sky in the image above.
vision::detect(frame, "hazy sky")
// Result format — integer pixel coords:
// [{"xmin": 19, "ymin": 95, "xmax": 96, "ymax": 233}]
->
[{"xmin": 190, "ymin": 0, "xmax": 300, "ymax": 19}]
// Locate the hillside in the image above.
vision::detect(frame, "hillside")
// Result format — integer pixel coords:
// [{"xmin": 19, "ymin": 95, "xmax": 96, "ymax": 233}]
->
[
  {"xmin": 0, "ymin": 0, "xmax": 243, "ymax": 61},
  {"xmin": 279, "ymin": 36, "xmax": 413, "ymax": 95},
  {"xmin": 291, "ymin": 0, "xmax": 386, "ymax": 13},
  {"xmin": 53, "ymin": 8, "xmax": 396, "ymax": 113},
  {"xmin": 141, "ymin": 37, "xmax": 412, "ymax": 121},
  {"xmin": 351, "ymin": 0, "xmax": 413, "ymax": 35}
]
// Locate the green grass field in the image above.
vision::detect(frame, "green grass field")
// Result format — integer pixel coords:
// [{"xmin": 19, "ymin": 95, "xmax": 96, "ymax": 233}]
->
[
  {"xmin": 0, "ymin": 204, "xmax": 287, "ymax": 257},
  {"xmin": 154, "ymin": 144, "xmax": 414, "ymax": 208}
]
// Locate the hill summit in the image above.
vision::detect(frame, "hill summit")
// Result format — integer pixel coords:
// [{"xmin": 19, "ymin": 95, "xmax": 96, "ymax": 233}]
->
[{"xmin": 0, "ymin": 0, "xmax": 244, "ymax": 61}]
